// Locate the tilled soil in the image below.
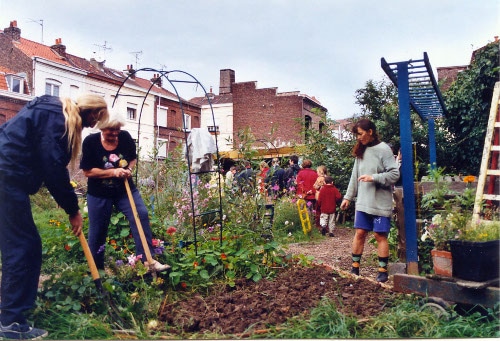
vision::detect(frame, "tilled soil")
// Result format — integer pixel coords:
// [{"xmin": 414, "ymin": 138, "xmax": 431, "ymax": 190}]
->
[{"xmin": 158, "ymin": 226, "xmax": 400, "ymax": 336}]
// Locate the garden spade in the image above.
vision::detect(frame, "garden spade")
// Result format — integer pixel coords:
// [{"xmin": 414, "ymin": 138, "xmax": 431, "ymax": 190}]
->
[
  {"xmin": 123, "ymin": 179, "xmax": 157, "ymax": 276},
  {"xmin": 77, "ymin": 232, "xmax": 126, "ymax": 328}
]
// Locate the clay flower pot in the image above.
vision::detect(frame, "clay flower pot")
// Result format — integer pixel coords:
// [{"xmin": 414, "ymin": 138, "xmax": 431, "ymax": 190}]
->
[{"xmin": 430, "ymin": 249, "xmax": 453, "ymax": 277}]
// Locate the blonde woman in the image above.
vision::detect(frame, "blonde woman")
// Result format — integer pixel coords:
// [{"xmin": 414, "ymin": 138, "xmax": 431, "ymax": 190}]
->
[
  {"xmin": 0, "ymin": 94, "xmax": 109, "ymax": 339},
  {"xmin": 80, "ymin": 112, "xmax": 170, "ymax": 273}
]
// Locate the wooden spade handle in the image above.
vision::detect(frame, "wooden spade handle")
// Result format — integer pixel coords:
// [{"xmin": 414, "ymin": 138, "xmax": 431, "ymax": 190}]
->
[
  {"xmin": 78, "ymin": 232, "xmax": 101, "ymax": 282},
  {"xmin": 124, "ymin": 179, "xmax": 154, "ymax": 265}
]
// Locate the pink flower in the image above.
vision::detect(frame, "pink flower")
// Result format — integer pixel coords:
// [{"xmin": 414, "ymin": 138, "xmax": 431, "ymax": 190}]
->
[
  {"xmin": 152, "ymin": 238, "xmax": 163, "ymax": 247},
  {"xmin": 127, "ymin": 254, "xmax": 142, "ymax": 266}
]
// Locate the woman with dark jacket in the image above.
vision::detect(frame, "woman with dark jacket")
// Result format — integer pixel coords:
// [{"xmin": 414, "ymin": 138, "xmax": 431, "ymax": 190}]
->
[{"xmin": 0, "ymin": 94, "xmax": 109, "ymax": 339}]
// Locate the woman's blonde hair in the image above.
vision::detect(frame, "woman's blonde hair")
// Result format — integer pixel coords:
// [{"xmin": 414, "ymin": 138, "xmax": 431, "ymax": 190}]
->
[
  {"xmin": 61, "ymin": 94, "xmax": 109, "ymax": 164},
  {"xmin": 317, "ymin": 165, "xmax": 328, "ymax": 176}
]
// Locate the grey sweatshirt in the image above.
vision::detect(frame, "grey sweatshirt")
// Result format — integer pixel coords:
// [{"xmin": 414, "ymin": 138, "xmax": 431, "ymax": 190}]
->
[{"xmin": 344, "ymin": 142, "xmax": 400, "ymax": 217}]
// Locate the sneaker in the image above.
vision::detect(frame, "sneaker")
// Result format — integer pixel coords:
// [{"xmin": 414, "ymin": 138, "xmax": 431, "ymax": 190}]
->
[
  {"xmin": 145, "ymin": 260, "xmax": 171, "ymax": 273},
  {"xmin": 376, "ymin": 271, "xmax": 389, "ymax": 283},
  {"xmin": 350, "ymin": 267, "xmax": 360, "ymax": 276},
  {"xmin": 0, "ymin": 322, "xmax": 48, "ymax": 340},
  {"xmin": 328, "ymin": 232, "xmax": 334, "ymax": 237},
  {"xmin": 321, "ymin": 227, "xmax": 327, "ymax": 236}
]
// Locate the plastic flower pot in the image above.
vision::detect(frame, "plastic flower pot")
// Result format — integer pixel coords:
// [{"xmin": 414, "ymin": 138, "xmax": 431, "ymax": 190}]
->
[{"xmin": 449, "ymin": 239, "xmax": 500, "ymax": 282}]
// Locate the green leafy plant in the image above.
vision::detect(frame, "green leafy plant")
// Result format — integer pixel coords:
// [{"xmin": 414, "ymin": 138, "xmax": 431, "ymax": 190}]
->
[
  {"xmin": 420, "ymin": 164, "xmax": 454, "ymax": 214},
  {"xmin": 421, "ymin": 212, "xmax": 463, "ymax": 251},
  {"xmin": 457, "ymin": 220, "xmax": 500, "ymax": 242}
]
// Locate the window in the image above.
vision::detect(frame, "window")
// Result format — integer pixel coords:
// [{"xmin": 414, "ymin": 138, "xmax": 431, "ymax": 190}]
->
[
  {"xmin": 70, "ymin": 85, "xmax": 79, "ymax": 100},
  {"xmin": 157, "ymin": 106, "xmax": 167, "ymax": 127},
  {"xmin": 6, "ymin": 75, "xmax": 24, "ymax": 94},
  {"xmin": 127, "ymin": 103, "xmax": 137, "ymax": 121},
  {"xmin": 207, "ymin": 125, "xmax": 219, "ymax": 133},
  {"xmin": 183, "ymin": 114, "xmax": 191, "ymax": 131},
  {"xmin": 304, "ymin": 115, "xmax": 312, "ymax": 142},
  {"xmin": 157, "ymin": 138, "xmax": 167, "ymax": 159},
  {"xmin": 45, "ymin": 79, "xmax": 61, "ymax": 96}
]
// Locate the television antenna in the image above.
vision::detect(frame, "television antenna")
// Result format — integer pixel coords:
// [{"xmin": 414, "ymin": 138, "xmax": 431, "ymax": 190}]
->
[
  {"xmin": 27, "ymin": 18, "xmax": 44, "ymax": 43},
  {"xmin": 93, "ymin": 41, "xmax": 112, "ymax": 60},
  {"xmin": 130, "ymin": 51, "xmax": 143, "ymax": 69}
]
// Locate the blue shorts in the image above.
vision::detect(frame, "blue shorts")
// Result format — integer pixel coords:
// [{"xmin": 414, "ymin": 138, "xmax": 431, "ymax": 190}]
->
[{"xmin": 354, "ymin": 211, "xmax": 391, "ymax": 233}]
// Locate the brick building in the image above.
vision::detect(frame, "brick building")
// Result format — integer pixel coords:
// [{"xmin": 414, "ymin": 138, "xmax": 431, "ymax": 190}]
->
[
  {"xmin": 0, "ymin": 20, "xmax": 201, "ymax": 159},
  {"xmin": 191, "ymin": 69, "xmax": 327, "ymax": 159}
]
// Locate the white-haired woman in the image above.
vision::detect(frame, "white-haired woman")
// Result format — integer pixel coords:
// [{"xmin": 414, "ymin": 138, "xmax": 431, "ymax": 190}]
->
[
  {"xmin": 80, "ymin": 113, "xmax": 170, "ymax": 273},
  {"xmin": 0, "ymin": 94, "xmax": 109, "ymax": 339}
]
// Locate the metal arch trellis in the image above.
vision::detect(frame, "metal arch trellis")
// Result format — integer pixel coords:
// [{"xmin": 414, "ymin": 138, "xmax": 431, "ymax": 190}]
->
[{"xmin": 111, "ymin": 67, "xmax": 224, "ymax": 255}]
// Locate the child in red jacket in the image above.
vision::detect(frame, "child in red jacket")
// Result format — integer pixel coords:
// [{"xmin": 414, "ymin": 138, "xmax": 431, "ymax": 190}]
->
[{"xmin": 316, "ymin": 176, "xmax": 342, "ymax": 237}]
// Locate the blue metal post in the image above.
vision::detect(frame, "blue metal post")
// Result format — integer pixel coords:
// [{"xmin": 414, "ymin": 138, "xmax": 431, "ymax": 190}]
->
[
  {"xmin": 428, "ymin": 119, "xmax": 437, "ymax": 169},
  {"xmin": 397, "ymin": 62, "xmax": 419, "ymax": 275}
]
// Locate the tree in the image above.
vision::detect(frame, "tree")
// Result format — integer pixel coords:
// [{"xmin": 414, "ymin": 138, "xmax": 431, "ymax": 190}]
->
[
  {"xmin": 354, "ymin": 79, "xmax": 434, "ymax": 179},
  {"xmin": 440, "ymin": 40, "xmax": 500, "ymax": 175}
]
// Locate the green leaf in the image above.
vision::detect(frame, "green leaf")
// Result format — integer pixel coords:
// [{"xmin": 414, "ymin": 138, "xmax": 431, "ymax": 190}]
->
[
  {"xmin": 120, "ymin": 227, "xmax": 130, "ymax": 237},
  {"xmin": 252, "ymin": 272, "xmax": 262, "ymax": 282},
  {"xmin": 200, "ymin": 269, "xmax": 210, "ymax": 279}
]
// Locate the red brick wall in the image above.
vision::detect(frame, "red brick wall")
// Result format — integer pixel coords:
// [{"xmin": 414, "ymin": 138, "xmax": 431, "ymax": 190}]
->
[
  {"xmin": 0, "ymin": 95, "xmax": 28, "ymax": 123},
  {"xmin": 155, "ymin": 96, "xmax": 201, "ymax": 154},
  {"xmin": 232, "ymin": 81, "xmax": 323, "ymax": 148},
  {"xmin": 0, "ymin": 32, "xmax": 34, "ymax": 93},
  {"xmin": 437, "ymin": 66, "xmax": 467, "ymax": 92}
]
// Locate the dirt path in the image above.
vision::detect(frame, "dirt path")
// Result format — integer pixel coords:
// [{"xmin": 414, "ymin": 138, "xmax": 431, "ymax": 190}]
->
[{"xmin": 285, "ymin": 225, "xmax": 393, "ymax": 286}]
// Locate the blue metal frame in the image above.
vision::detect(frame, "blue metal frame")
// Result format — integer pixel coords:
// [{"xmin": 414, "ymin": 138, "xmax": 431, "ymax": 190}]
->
[{"xmin": 381, "ymin": 53, "xmax": 446, "ymax": 273}]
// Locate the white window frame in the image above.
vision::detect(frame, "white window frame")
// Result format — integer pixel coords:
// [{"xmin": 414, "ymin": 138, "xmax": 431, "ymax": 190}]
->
[
  {"xmin": 127, "ymin": 103, "xmax": 137, "ymax": 121},
  {"xmin": 157, "ymin": 138, "xmax": 168, "ymax": 159},
  {"xmin": 45, "ymin": 79, "xmax": 61, "ymax": 96},
  {"xmin": 6, "ymin": 74, "xmax": 24, "ymax": 94},
  {"xmin": 183, "ymin": 113, "xmax": 191, "ymax": 131},
  {"xmin": 157, "ymin": 105, "xmax": 168, "ymax": 127}
]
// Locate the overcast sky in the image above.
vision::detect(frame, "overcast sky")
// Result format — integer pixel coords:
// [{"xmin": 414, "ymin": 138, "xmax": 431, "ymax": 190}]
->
[{"xmin": 1, "ymin": 0, "xmax": 498, "ymax": 119}]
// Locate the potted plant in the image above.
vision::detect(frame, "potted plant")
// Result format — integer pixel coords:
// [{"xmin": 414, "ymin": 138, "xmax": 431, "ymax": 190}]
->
[
  {"xmin": 420, "ymin": 165, "xmax": 456, "ymax": 217},
  {"xmin": 421, "ymin": 212, "xmax": 461, "ymax": 276},
  {"xmin": 449, "ymin": 219, "xmax": 500, "ymax": 282}
]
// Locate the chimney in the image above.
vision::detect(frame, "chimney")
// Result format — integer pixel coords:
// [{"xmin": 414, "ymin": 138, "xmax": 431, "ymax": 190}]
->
[
  {"xmin": 51, "ymin": 38, "xmax": 66, "ymax": 57},
  {"xmin": 150, "ymin": 73, "xmax": 161, "ymax": 87},
  {"xmin": 219, "ymin": 69, "xmax": 235, "ymax": 95},
  {"xmin": 4, "ymin": 20, "xmax": 21, "ymax": 41},
  {"xmin": 125, "ymin": 64, "xmax": 136, "ymax": 79}
]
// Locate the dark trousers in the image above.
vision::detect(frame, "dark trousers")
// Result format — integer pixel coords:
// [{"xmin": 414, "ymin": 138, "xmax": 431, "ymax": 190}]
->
[
  {"xmin": 87, "ymin": 188, "xmax": 153, "ymax": 269},
  {"xmin": 0, "ymin": 181, "xmax": 42, "ymax": 326}
]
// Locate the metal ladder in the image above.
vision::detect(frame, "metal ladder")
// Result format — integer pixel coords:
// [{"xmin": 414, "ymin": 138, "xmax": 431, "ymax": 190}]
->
[{"xmin": 472, "ymin": 82, "xmax": 500, "ymax": 222}]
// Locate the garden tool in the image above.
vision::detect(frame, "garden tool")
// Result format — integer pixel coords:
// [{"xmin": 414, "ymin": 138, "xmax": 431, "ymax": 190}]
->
[
  {"xmin": 77, "ymin": 232, "xmax": 126, "ymax": 328},
  {"xmin": 296, "ymin": 199, "xmax": 312, "ymax": 235},
  {"xmin": 123, "ymin": 178, "xmax": 158, "ymax": 276}
]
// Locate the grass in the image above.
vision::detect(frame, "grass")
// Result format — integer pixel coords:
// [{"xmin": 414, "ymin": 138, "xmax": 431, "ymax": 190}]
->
[
  {"xmin": 7, "ymin": 191, "xmax": 498, "ymax": 339},
  {"xmin": 268, "ymin": 297, "xmax": 500, "ymax": 339}
]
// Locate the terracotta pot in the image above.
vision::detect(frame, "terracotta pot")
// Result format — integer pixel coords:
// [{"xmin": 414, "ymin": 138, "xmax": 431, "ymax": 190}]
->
[{"xmin": 431, "ymin": 249, "xmax": 453, "ymax": 277}]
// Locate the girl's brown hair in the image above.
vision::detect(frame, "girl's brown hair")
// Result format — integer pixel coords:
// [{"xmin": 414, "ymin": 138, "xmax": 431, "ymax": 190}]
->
[{"xmin": 351, "ymin": 118, "xmax": 380, "ymax": 158}]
